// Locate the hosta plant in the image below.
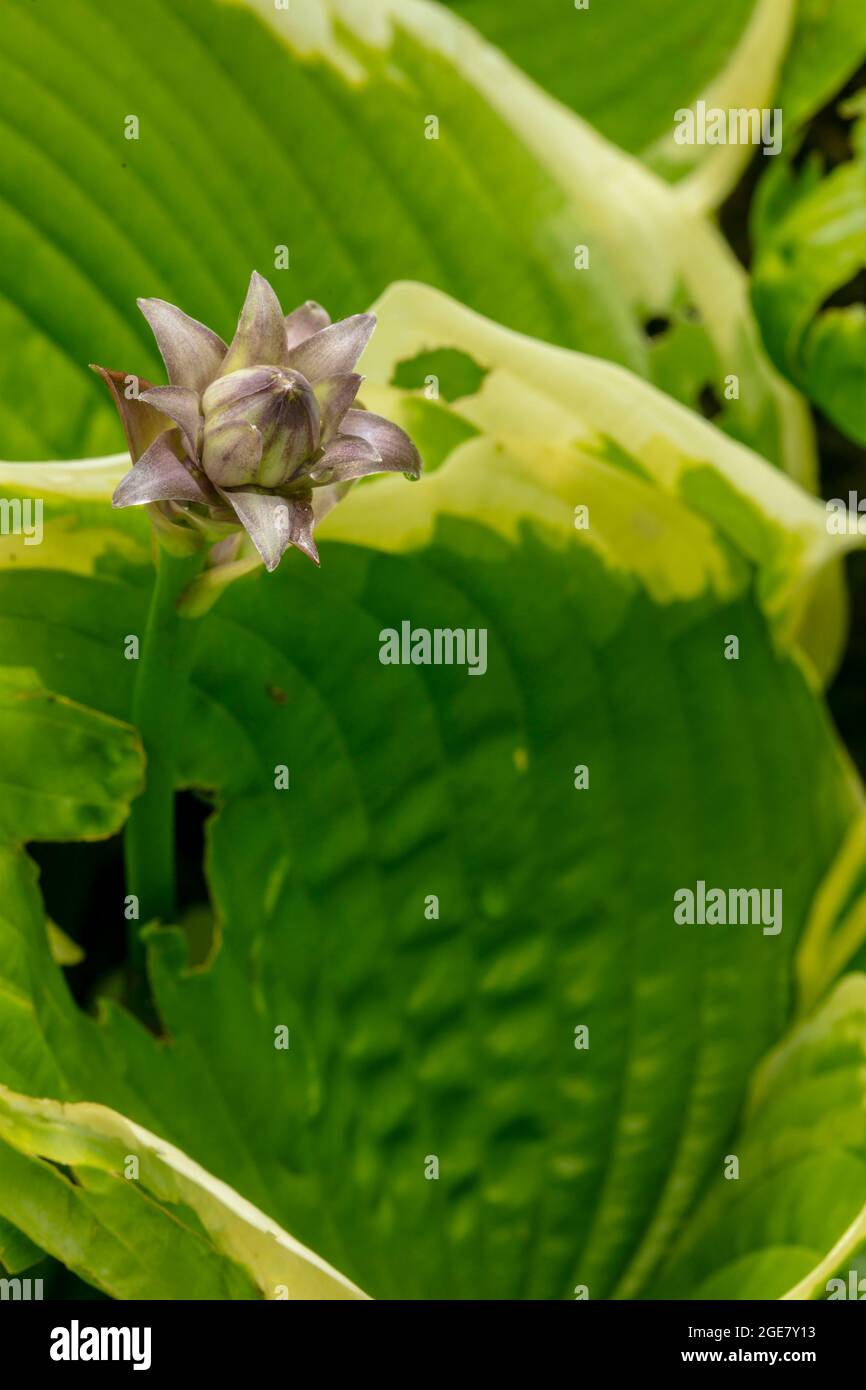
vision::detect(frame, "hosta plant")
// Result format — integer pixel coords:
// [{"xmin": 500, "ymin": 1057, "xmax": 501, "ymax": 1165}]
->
[{"xmin": 0, "ymin": 0, "xmax": 865, "ymax": 1302}]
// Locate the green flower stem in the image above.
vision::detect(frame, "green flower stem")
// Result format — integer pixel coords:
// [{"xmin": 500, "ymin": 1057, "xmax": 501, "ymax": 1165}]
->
[{"xmin": 124, "ymin": 544, "xmax": 205, "ymax": 1008}]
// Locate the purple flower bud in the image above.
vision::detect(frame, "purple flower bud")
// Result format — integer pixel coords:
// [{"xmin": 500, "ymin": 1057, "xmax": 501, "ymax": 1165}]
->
[
  {"xmin": 201, "ymin": 367, "xmax": 320, "ymax": 488},
  {"xmin": 92, "ymin": 271, "xmax": 422, "ymax": 571}
]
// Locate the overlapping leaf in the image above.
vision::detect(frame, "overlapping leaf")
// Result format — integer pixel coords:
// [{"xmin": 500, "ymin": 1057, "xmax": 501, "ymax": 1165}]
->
[
  {"xmin": 751, "ymin": 118, "xmax": 866, "ymax": 447},
  {"xmin": 655, "ymin": 975, "xmax": 866, "ymax": 1299},
  {"xmin": 776, "ymin": 0, "xmax": 866, "ymax": 134},
  {"xmin": 0, "ymin": 1086, "xmax": 366, "ymax": 1300},
  {"xmin": 0, "ymin": 0, "xmax": 812, "ymax": 485}
]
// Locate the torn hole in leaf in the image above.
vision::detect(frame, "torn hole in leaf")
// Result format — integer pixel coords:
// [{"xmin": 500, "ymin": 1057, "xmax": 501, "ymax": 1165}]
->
[
  {"xmin": 390, "ymin": 346, "xmax": 489, "ymax": 401},
  {"xmin": 698, "ymin": 384, "xmax": 723, "ymax": 421},
  {"xmin": 29, "ymin": 837, "xmax": 124, "ymax": 1005},
  {"xmin": 29, "ymin": 789, "xmax": 217, "ymax": 1008},
  {"xmin": 40, "ymin": 1159, "xmax": 81, "ymax": 1188},
  {"xmin": 175, "ymin": 789, "xmax": 219, "ymax": 968},
  {"xmin": 819, "ymin": 268, "xmax": 866, "ymax": 314}
]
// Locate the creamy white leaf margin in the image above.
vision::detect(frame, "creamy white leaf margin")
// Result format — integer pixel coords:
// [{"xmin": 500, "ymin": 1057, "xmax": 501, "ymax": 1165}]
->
[
  {"xmin": 234, "ymin": 0, "xmax": 814, "ymax": 489},
  {"xmin": 0, "ymin": 282, "xmax": 859, "ymax": 676},
  {"xmin": 641, "ymin": 0, "xmax": 796, "ymax": 211},
  {"xmin": 332, "ymin": 282, "xmax": 859, "ymax": 674}
]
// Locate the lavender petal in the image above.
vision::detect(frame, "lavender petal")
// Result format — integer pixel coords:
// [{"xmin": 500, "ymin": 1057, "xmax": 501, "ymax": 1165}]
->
[
  {"xmin": 112, "ymin": 432, "xmax": 214, "ymax": 508},
  {"xmin": 89, "ymin": 365, "xmax": 171, "ymax": 463},
  {"xmin": 314, "ymin": 372, "xmax": 363, "ymax": 444},
  {"xmin": 220, "ymin": 487, "xmax": 319, "ymax": 570},
  {"xmin": 341, "ymin": 409, "xmax": 422, "ymax": 477},
  {"xmin": 137, "ymin": 298, "xmax": 227, "ymax": 394},
  {"xmin": 140, "ymin": 384, "xmax": 202, "ymax": 461},
  {"xmin": 285, "ymin": 313, "xmax": 375, "ymax": 384},
  {"xmin": 285, "ymin": 300, "xmax": 331, "ymax": 350},
  {"xmin": 219, "ymin": 271, "xmax": 288, "ymax": 376}
]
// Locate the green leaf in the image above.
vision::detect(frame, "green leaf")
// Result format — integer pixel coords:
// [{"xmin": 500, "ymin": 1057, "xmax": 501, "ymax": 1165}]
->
[
  {"xmin": 0, "ymin": 668, "xmax": 143, "ymax": 845},
  {"xmin": 776, "ymin": 0, "xmax": 866, "ymax": 133},
  {"xmin": 0, "ymin": 0, "xmax": 813, "ymax": 483},
  {"xmin": 0, "ymin": 1216, "xmax": 42, "ymax": 1275},
  {"xmin": 46, "ymin": 920, "xmax": 85, "ymax": 967},
  {"xmin": 0, "ymin": 1085, "xmax": 366, "ymax": 1300},
  {"xmin": 325, "ymin": 283, "xmax": 854, "ymax": 682},
  {"xmin": 0, "ymin": 290, "xmax": 860, "ymax": 1298},
  {"xmin": 444, "ymin": 0, "xmax": 791, "ymax": 204},
  {"xmin": 751, "ymin": 144, "xmax": 866, "ymax": 446},
  {"xmin": 655, "ymin": 974, "xmax": 866, "ymax": 1300},
  {"xmin": 0, "ymin": 285, "xmax": 848, "ymax": 672},
  {"xmin": 796, "ymin": 814, "xmax": 866, "ymax": 1014},
  {"xmin": 0, "ymin": 673, "xmax": 362, "ymax": 1299}
]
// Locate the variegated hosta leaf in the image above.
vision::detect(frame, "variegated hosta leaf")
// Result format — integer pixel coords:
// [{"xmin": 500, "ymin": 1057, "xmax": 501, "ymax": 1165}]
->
[
  {"xmin": 0, "ymin": 1086, "xmax": 366, "ymax": 1301},
  {"xmin": 0, "ymin": 667, "xmax": 361, "ymax": 1299},
  {"xmin": 0, "ymin": 284, "xmax": 863, "ymax": 1295},
  {"xmin": 0, "ymin": 0, "xmax": 811, "ymax": 486},
  {"xmin": 328, "ymin": 282, "xmax": 858, "ymax": 685},
  {"xmin": 445, "ymin": 0, "xmax": 792, "ymax": 206},
  {"xmin": 0, "ymin": 283, "xmax": 855, "ymax": 676},
  {"xmin": 444, "ymin": 0, "xmax": 866, "ymax": 200},
  {"xmin": 655, "ymin": 975, "xmax": 866, "ymax": 1300}
]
